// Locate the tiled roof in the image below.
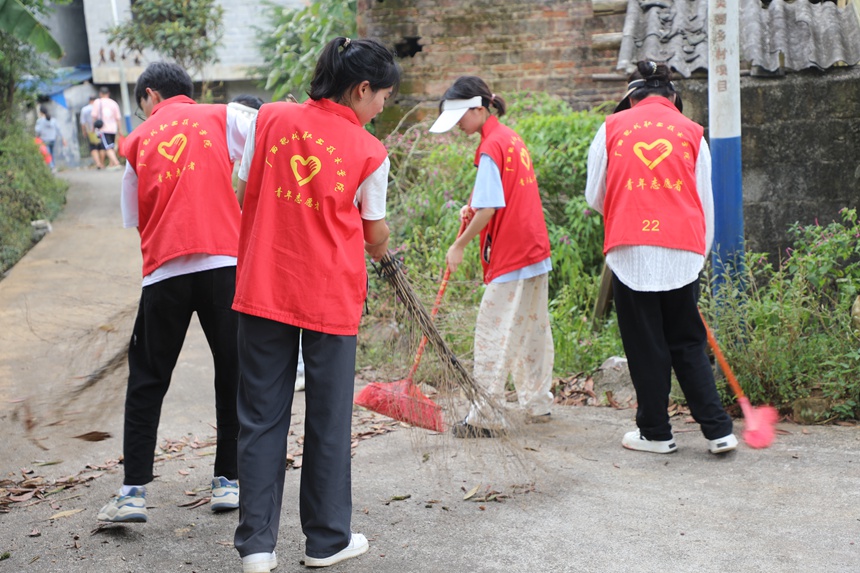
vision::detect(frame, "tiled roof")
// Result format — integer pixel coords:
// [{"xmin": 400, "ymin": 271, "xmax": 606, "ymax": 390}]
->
[{"xmin": 616, "ymin": 0, "xmax": 860, "ymax": 77}]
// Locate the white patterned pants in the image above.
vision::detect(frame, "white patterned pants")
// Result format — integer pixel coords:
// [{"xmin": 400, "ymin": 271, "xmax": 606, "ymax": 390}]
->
[{"xmin": 465, "ymin": 273, "xmax": 554, "ymax": 429}]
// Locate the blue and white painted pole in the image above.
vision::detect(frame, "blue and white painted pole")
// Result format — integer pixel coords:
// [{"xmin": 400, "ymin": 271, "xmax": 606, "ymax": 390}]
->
[{"xmin": 708, "ymin": 0, "xmax": 744, "ymax": 291}]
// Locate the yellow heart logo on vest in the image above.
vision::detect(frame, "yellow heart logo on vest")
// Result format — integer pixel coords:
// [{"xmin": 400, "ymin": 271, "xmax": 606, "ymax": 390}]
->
[
  {"xmin": 633, "ymin": 139, "xmax": 673, "ymax": 170},
  {"xmin": 291, "ymin": 155, "xmax": 322, "ymax": 186},
  {"xmin": 157, "ymin": 134, "xmax": 188, "ymax": 163},
  {"xmin": 520, "ymin": 147, "xmax": 532, "ymax": 171}
]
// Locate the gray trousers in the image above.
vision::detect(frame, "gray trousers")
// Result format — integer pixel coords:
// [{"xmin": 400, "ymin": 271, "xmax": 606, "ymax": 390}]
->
[{"xmin": 234, "ymin": 313, "xmax": 356, "ymax": 559}]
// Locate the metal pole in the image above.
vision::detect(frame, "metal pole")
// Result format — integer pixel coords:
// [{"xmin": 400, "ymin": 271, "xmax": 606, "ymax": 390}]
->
[
  {"xmin": 109, "ymin": 0, "xmax": 133, "ymax": 133},
  {"xmin": 708, "ymin": 0, "xmax": 744, "ymax": 293}
]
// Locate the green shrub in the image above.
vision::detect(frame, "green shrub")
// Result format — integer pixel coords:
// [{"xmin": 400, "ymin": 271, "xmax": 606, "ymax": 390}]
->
[
  {"xmin": 702, "ymin": 208, "xmax": 860, "ymax": 419},
  {"xmin": 0, "ymin": 124, "xmax": 67, "ymax": 274}
]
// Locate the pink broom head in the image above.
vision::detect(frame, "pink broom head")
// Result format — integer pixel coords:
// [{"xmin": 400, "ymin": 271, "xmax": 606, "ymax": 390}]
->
[
  {"xmin": 355, "ymin": 380, "xmax": 445, "ymax": 433},
  {"xmin": 737, "ymin": 397, "xmax": 779, "ymax": 449}
]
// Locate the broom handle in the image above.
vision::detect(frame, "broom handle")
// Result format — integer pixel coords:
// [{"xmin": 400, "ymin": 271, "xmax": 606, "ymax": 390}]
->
[
  {"xmin": 406, "ymin": 219, "xmax": 468, "ymax": 379},
  {"xmin": 698, "ymin": 310, "xmax": 746, "ymax": 400}
]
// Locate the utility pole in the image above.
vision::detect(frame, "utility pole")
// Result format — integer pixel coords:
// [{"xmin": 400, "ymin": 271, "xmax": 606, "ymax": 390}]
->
[
  {"xmin": 109, "ymin": 0, "xmax": 133, "ymax": 134},
  {"xmin": 708, "ymin": 0, "xmax": 744, "ymax": 291}
]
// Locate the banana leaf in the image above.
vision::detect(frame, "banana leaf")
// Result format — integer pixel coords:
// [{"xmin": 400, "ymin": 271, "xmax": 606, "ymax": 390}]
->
[{"xmin": 0, "ymin": 0, "xmax": 63, "ymax": 58}]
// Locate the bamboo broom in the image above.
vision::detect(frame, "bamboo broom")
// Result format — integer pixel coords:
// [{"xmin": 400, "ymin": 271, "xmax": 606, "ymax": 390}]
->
[{"xmin": 374, "ymin": 253, "xmax": 500, "ymax": 415}]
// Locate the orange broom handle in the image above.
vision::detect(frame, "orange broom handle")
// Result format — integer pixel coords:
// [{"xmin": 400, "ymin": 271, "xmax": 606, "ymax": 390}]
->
[
  {"xmin": 406, "ymin": 219, "xmax": 468, "ymax": 379},
  {"xmin": 698, "ymin": 310, "xmax": 746, "ymax": 400}
]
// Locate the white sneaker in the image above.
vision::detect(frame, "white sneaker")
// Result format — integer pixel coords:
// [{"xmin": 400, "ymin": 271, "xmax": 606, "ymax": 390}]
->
[
  {"xmin": 242, "ymin": 551, "xmax": 277, "ymax": 573},
  {"xmin": 295, "ymin": 372, "xmax": 305, "ymax": 392},
  {"xmin": 708, "ymin": 433, "xmax": 738, "ymax": 454},
  {"xmin": 622, "ymin": 429, "xmax": 678, "ymax": 454},
  {"xmin": 303, "ymin": 533, "xmax": 368, "ymax": 567}
]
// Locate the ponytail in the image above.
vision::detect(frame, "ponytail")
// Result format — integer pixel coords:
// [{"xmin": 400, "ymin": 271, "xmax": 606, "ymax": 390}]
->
[
  {"xmin": 629, "ymin": 61, "xmax": 676, "ymax": 102},
  {"xmin": 308, "ymin": 37, "xmax": 401, "ymax": 102},
  {"xmin": 440, "ymin": 76, "xmax": 506, "ymax": 117}
]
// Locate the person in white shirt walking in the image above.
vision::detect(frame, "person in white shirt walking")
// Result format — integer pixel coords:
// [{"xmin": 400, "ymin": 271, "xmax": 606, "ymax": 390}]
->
[{"xmin": 91, "ymin": 86, "xmax": 123, "ymax": 169}]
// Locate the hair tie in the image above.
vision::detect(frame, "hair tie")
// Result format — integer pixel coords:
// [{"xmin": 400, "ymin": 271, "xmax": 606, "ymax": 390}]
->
[
  {"xmin": 343, "ymin": 37, "xmax": 351, "ymax": 47},
  {"xmin": 490, "ymin": 93, "xmax": 495, "ymax": 102}
]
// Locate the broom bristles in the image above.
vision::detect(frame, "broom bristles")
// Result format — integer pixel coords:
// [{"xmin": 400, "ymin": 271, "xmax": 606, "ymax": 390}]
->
[{"xmin": 375, "ymin": 254, "xmax": 503, "ymax": 416}]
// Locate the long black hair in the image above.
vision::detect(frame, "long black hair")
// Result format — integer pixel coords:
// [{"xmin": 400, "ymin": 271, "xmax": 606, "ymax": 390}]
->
[
  {"xmin": 39, "ymin": 105, "xmax": 52, "ymax": 121},
  {"xmin": 308, "ymin": 37, "xmax": 400, "ymax": 102},
  {"xmin": 440, "ymin": 76, "xmax": 506, "ymax": 117}
]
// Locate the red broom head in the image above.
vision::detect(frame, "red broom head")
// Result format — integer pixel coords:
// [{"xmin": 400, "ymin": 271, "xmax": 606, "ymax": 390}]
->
[{"xmin": 355, "ymin": 380, "xmax": 445, "ymax": 433}]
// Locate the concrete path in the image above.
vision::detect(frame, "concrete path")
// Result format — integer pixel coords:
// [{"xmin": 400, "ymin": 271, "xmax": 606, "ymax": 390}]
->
[{"xmin": 0, "ymin": 170, "xmax": 858, "ymax": 573}]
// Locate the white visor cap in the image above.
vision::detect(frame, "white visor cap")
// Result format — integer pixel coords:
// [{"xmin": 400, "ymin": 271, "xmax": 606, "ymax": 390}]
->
[{"xmin": 429, "ymin": 96, "xmax": 483, "ymax": 133}]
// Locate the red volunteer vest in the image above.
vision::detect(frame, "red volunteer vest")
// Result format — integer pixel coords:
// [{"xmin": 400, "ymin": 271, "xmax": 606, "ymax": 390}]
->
[
  {"xmin": 233, "ymin": 99, "xmax": 388, "ymax": 335},
  {"xmin": 603, "ymin": 97, "xmax": 705, "ymax": 255},
  {"xmin": 125, "ymin": 96, "xmax": 239, "ymax": 276},
  {"xmin": 473, "ymin": 116, "xmax": 551, "ymax": 284}
]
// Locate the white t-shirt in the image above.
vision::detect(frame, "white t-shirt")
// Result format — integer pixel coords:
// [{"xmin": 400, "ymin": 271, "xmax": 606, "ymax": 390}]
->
[{"xmin": 121, "ymin": 104, "xmax": 252, "ymax": 286}]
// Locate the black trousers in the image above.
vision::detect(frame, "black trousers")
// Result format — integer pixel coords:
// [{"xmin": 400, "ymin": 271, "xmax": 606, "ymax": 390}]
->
[
  {"xmin": 612, "ymin": 276, "xmax": 733, "ymax": 442},
  {"xmin": 234, "ymin": 313, "xmax": 357, "ymax": 559},
  {"xmin": 123, "ymin": 266, "xmax": 239, "ymax": 485}
]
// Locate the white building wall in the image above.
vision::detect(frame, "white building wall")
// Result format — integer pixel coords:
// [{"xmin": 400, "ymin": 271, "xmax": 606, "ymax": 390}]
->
[{"xmin": 83, "ymin": 0, "xmax": 301, "ymax": 85}]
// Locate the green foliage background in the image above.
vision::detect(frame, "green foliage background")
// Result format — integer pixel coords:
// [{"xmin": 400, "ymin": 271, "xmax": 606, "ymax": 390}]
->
[
  {"xmin": 255, "ymin": 0, "xmax": 357, "ymax": 102},
  {"xmin": 0, "ymin": 0, "xmax": 68, "ymax": 125},
  {"xmin": 0, "ymin": 124, "xmax": 67, "ymax": 274}
]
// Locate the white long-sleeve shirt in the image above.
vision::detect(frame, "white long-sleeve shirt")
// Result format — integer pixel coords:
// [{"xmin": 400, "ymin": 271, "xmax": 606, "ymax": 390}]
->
[{"xmin": 585, "ymin": 122, "xmax": 714, "ymax": 292}]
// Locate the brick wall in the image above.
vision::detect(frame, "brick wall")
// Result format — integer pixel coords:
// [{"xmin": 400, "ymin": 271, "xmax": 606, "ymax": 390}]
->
[{"xmin": 359, "ymin": 0, "xmax": 627, "ymax": 121}]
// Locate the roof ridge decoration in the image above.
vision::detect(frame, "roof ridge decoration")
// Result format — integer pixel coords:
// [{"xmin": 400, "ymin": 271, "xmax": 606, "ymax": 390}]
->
[{"xmin": 616, "ymin": 0, "xmax": 860, "ymax": 78}]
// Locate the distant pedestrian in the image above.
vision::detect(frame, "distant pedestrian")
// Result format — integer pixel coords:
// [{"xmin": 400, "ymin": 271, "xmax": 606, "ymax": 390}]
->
[
  {"xmin": 91, "ymin": 86, "xmax": 123, "ymax": 169},
  {"xmin": 584, "ymin": 60, "xmax": 737, "ymax": 455},
  {"xmin": 97, "ymin": 61, "xmax": 252, "ymax": 524},
  {"xmin": 35, "ymin": 105, "xmax": 63, "ymax": 170},
  {"xmin": 232, "ymin": 36, "xmax": 399, "ymax": 573},
  {"xmin": 80, "ymin": 95, "xmax": 104, "ymax": 169},
  {"xmin": 428, "ymin": 75, "xmax": 555, "ymax": 438}
]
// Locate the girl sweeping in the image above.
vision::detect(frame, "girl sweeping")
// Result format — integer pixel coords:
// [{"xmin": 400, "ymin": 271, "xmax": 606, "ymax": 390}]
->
[
  {"xmin": 429, "ymin": 76, "xmax": 554, "ymax": 438},
  {"xmin": 584, "ymin": 60, "xmax": 736, "ymax": 455},
  {"xmin": 232, "ymin": 37, "xmax": 399, "ymax": 573}
]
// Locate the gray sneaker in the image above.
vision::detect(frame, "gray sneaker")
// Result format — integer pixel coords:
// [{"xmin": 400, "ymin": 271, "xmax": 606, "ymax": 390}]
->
[
  {"xmin": 210, "ymin": 476, "xmax": 239, "ymax": 511},
  {"xmin": 97, "ymin": 486, "xmax": 147, "ymax": 522}
]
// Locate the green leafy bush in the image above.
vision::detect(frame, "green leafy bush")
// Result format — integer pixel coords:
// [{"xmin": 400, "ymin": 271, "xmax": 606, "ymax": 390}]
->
[
  {"xmin": 255, "ymin": 0, "xmax": 357, "ymax": 102},
  {"xmin": 0, "ymin": 125, "xmax": 67, "ymax": 274},
  {"xmin": 702, "ymin": 208, "xmax": 860, "ymax": 419}
]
